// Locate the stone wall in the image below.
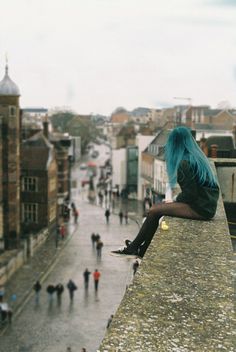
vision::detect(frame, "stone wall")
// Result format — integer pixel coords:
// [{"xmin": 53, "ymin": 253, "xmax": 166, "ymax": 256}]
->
[{"xmin": 99, "ymin": 195, "xmax": 235, "ymax": 351}]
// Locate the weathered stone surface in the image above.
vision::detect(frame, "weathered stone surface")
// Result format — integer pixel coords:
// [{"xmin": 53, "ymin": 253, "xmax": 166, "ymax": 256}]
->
[{"xmin": 99, "ymin": 197, "xmax": 235, "ymax": 352}]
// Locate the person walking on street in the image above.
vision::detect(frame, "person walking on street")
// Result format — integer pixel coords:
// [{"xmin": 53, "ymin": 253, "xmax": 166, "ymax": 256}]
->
[
  {"xmin": 124, "ymin": 212, "xmax": 128, "ymax": 224},
  {"xmin": 73, "ymin": 208, "xmax": 79, "ymax": 224},
  {"xmin": 93, "ymin": 269, "xmax": 101, "ymax": 292},
  {"xmin": 0, "ymin": 285, "xmax": 5, "ymax": 303},
  {"xmin": 98, "ymin": 190, "xmax": 103, "ymax": 206},
  {"xmin": 96, "ymin": 239, "xmax": 103, "ymax": 258},
  {"xmin": 55, "ymin": 283, "xmax": 64, "ymax": 304},
  {"xmin": 132, "ymin": 260, "xmax": 140, "ymax": 275},
  {"xmin": 67, "ymin": 279, "xmax": 77, "ymax": 301},
  {"xmin": 106, "ymin": 314, "xmax": 114, "ymax": 329},
  {"xmin": 105, "ymin": 208, "xmax": 110, "ymax": 224},
  {"xmin": 91, "ymin": 233, "xmax": 97, "ymax": 248},
  {"xmin": 60, "ymin": 224, "xmax": 66, "ymax": 239},
  {"xmin": 46, "ymin": 284, "xmax": 55, "ymax": 303},
  {"xmin": 83, "ymin": 268, "xmax": 91, "ymax": 290},
  {"xmin": 33, "ymin": 280, "xmax": 42, "ymax": 304},
  {"xmin": 56, "ymin": 224, "xmax": 61, "ymax": 248},
  {"xmin": 111, "ymin": 126, "xmax": 219, "ymax": 259},
  {"xmin": 7, "ymin": 306, "xmax": 13, "ymax": 324},
  {"xmin": 119, "ymin": 210, "xmax": 123, "ymax": 225},
  {"xmin": 95, "ymin": 233, "xmax": 100, "ymax": 242}
]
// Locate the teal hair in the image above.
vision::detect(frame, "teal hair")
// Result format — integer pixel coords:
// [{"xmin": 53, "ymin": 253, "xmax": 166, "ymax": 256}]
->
[{"xmin": 165, "ymin": 126, "xmax": 218, "ymax": 188}]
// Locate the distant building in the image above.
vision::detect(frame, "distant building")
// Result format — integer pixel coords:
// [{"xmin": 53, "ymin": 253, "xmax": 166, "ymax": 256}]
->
[
  {"xmin": 21, "ymin": 132, "xmax": 57, "ymax": 234},
  {"xmin": 110, "ymin": 108, "xmax": 130, "ymax": 124}
]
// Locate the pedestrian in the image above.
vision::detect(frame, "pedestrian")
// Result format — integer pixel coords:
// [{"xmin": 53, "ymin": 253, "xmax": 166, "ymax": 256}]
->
[
  {"xmin": 81, "ymin": 348, "xmax": 87, "ymax": 352},
  {"xmin": 95, "ymin": 233, "xmax": 100, "ymax": 242},
  {"xmin": 7, "ymin": 306, "xmax": 13, "ymax": 324},
  {"xmin": 56, "ymin": 224, "xmax": 60, "ymax": 248},
  {"xmin": 83, "ymin": 268, "xmax": 91, "ymax": 290},
  {"xmin": 105, "ymin": 208, "xmax": 110, "ymax": 224},
  {"xmin": 64, "ymin": 205, "xmax": 71, "ymax": 222},
  {"xmin": 55, "ymin": 283, "xmax": 64, "ymax": 304},
  {"xmin": 46, "ymin": 284, "xmax": 55, "ymax": 302},
  {"xmin": 132, "ymin": 260, "xmax": 139, "ymax": 275},
  {"xmin": 111, "ymin": 126, "xmax": 219, "ymax": 258},
  {"xmin": 143, "ymin": 193, "xmax": 152, "ymax": 217},
  {"xmin": 93, "ymin": 269, "xmax": 101, "ymax": 292},
  {"xmin": 0, "ymin": 302, "xmax": 8, "ymax": 323},
  {"xmin": 60, "ymin": 224, "xmax": 66, "ymax": 239},
  {"xmin": 71, "ymin": 202, "xmax": 76, "ymax": 212},
  {"xmin": 67, "ymin": 279, "xmax": 77, "ymax": 301},
  {"xmin": 98, "ymin": 190, "xmax": 103, "ymax": 206},
  {"xmin": 119, "ymin": 210, "xmax": 123, "ymax": 225},
  {"xmin": 33, "ymin": 280, "xmax": 42, "ymax": 304},
  {"xmin": 96, "ymin": 239, "xmax": 103, "ymax": 258},
  {"xmin": 0, "ymin": 285, "xmax": 5, "ymax": 303},
  {"xmin": 73, "ymin": 208, "xmax": 79, "ymax": 224},
  {"xmin": 91, "ymin": 233, "xmax": 97, "ymax": 248},
  {"xmin": 106, "ymin": 314, "xmax": 114, "ymax": 329},
  {"xmin": 124, "ymin": 212, "xmax": 128, "ymax": 224}
]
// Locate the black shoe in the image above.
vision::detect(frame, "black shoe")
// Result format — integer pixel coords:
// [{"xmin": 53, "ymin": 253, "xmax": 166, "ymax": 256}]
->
[
  {"xmin": 125, "ymin": 239, "xmax": 131, "ymax": 247},
  {"xmin": 110, "ymin": 247, "xmax": 140, "ymax": 258}
]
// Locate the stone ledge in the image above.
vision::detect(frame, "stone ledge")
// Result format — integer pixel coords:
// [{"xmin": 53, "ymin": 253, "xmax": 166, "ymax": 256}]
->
[{"xmin": 99, "ymin": 197, "xmax": 235, "ymax": 352}]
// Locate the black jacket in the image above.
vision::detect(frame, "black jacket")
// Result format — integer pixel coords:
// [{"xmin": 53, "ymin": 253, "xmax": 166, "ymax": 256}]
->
[{"xmin": 176, "ymin": 160, "xmax": 219, "ymax": 219}]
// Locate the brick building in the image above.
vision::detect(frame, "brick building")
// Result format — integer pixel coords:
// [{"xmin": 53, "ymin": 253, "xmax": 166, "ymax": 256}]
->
[
  {"xmin": 0, "ymin": 64, "xmax": 21, "ymax": 249},
  {"xmin": 21, "ymin": 132, "xmax": 58, "ymax": 235}
]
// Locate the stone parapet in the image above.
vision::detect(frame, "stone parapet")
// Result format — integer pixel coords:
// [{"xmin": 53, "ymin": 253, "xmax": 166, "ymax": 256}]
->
[{"xmin": 99, "ymin": 196, "xmax": 235, "ymax": 351}]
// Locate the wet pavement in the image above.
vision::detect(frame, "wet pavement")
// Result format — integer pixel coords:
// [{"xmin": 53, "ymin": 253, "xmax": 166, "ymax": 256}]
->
[{"xmin": 0, "ymin": 155, "xmax": 143, "ymax": 352}]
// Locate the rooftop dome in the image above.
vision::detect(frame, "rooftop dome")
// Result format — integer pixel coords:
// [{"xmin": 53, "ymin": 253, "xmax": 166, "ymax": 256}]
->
[{"xmin": 0, "ymin": 64, "xmax": 20, "ymax": 96}]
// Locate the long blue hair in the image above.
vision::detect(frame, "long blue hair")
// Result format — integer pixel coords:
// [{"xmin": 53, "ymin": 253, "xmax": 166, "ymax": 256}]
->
[{"xmin": 165, "ymin": 126, "xmax": 218, "ymax": 188}]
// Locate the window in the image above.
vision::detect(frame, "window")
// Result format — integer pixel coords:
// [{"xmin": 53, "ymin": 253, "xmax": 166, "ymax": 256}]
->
[
  {"xmin": 22, "ymin": 177, "xmax": 38, "ymax": 192},
  {"xmin": 9, "ymin": 106, "xmax": 16, "ymax": 117},
  {"xmin": 22, "ymin": 203, "xmax": 38, "ymax": 223}
]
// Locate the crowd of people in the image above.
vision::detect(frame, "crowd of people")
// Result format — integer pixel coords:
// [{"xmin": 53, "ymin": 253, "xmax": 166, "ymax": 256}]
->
[{"xmin": 33, "ymin": 269, "xmax": 102, "ymax": 306}]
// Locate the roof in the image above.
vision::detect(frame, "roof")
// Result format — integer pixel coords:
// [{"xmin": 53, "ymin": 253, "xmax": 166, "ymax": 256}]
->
[
  {"xmin": 23, "ymin": 107, "xmax": 48, "ymax": 113},
  {"xmin": 0, "ymin": 65, "xmax": 20, "ymax": 96},
  {"xmin": 22, "ymin": 132, "xmax": 54, "ymax": 170},
  {"xmin": 143, "ymin": 128, "xmax": 169, "ymax": 156},
  {"xmin": 206, "ymin": 136, "xmax": 235, "ymax": 150}
]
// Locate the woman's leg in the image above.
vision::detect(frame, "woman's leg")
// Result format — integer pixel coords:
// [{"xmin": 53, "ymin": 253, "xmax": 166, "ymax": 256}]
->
[{"xmin": 127, "ymin": 202, "xmax": 205, "ymax": 255}]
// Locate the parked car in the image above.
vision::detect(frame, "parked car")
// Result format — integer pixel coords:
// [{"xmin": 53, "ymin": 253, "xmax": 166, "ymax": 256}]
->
[{"xmin": 80, "ymin": 163, "xmax": 87, "ymax": 170}]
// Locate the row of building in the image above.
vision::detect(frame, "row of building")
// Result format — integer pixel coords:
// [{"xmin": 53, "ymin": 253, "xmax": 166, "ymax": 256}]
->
[
  {"xmin": 0, "ymin": 65, "xmax": 77, "ymax": 252},
  {"xmin": 106, "ymin": 105, "xmax": 236, "ymax": 204}
]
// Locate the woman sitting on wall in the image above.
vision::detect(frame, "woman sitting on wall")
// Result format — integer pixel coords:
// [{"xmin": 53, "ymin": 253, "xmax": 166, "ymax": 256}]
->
[{"xmin": 111, "ymin": 126, "xmax": 219, "ymax": 258}]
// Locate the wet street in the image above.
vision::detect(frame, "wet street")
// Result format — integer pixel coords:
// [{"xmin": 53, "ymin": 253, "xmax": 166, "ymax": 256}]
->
[{"xmin": 0, "ymin": 144, "xmax": 141, "ymax": 352}]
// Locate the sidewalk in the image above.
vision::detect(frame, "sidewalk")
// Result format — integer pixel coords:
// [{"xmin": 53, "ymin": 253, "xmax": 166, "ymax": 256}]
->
[{"xmin": 0, "ymin": 221, "xmax": 77, "ymax": 327}]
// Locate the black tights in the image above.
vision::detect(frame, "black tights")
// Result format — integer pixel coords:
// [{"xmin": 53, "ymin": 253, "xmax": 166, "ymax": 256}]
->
[{"xmin": 128, "ymin": 202, "xmax": 206, "ymax": 256}]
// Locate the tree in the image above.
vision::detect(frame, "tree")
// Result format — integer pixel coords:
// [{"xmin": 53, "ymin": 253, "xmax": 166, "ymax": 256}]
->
[{"xmin": 49, "ymin": 112, "xmax": 102, "ymax": 154}]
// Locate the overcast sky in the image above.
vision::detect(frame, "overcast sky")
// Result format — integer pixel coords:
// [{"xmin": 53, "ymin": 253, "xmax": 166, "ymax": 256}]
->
[{"xmin": 0, "ymin": 0, "xmax": 236, "ymax": 115}]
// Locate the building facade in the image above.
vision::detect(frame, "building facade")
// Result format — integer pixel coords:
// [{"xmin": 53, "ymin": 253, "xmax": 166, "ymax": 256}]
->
[{"xmin": 0, "ymin": 64, "xmax": 21, "ymax": 249}]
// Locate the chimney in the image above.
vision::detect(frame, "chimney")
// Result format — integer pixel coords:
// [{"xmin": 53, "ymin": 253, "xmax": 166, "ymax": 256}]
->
[
  {"xmin": 43, "ymin": 114, "xmax": 49, "ymax": 139},
  {"xmin": 233, "ymin": 124, "xmax": 236, "ymax": 147},
  {"xmin": 200, "ymin": 137, "xmax": 208, "ymax": 156},
  {"xmin": 210, "ymin": 144, "xmax": 218, "ymax": 158}
]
